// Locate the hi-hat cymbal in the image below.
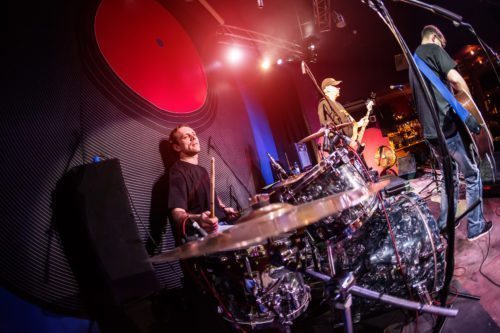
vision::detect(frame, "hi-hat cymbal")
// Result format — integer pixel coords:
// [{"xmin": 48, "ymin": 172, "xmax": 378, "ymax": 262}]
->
[
  {"xmin": 299, "ymin": 122, "xmax": 354, "ymax": 143},
  {"xmin": 150, "ymin": 180, "xmax": 389, "ymax": 263}
]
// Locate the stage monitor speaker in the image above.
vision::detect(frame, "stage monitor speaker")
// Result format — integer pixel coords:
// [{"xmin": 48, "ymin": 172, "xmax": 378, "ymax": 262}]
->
[
  {"xmin": 397, "ymin": 153, "xmax": 417, "ymax": 179},
  {"xmin": 55, "ymin": 158, "xmax": 160, "ymax": 308}
]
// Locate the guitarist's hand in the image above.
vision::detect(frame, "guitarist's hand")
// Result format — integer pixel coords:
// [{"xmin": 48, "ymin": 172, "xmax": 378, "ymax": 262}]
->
[{"xmin": 465, "ymin": 115, "xmax": 481, "ymax": 135}]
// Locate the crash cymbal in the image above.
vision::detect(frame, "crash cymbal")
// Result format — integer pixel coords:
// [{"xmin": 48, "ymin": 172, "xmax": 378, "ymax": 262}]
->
[
  {"xmin": 270, "ymin": 173, "xmax": 305, "ymax": 190},
  {"xmin": 298, "ymin": 122, "xmax": 354, "ymax": 143},
  {"xmin": 150, "ymin": 180, "xmax": 389, "ymax": 263}
]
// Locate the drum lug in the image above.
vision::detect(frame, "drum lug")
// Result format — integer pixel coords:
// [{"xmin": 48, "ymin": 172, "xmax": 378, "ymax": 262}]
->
[{"xmin": 413, "ymin": 281, "xmax": 433, "ymax": 305}]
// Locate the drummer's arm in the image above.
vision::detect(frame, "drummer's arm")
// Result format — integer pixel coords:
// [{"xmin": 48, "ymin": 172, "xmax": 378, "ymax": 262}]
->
[
  {"xmin": 217, "ymin": 197, "xmax": 239, "ymax": 219},
  {"xmin": 171, "ymin": 208, "xmax": 218, "ymax": 235}
]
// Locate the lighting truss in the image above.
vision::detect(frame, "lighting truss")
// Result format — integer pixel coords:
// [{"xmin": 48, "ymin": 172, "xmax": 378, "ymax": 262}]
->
[
  {"xmin": 216, "ymin": 24, "xmax": 305, "ymax": 59},
  {"xmin": 312, "ymin": 0, "xmax": 332, "ymax": 33}
]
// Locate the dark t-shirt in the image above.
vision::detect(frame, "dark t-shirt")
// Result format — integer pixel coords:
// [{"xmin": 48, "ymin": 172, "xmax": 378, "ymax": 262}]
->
[
  {"xmin": 168, "ymin": 160, "xmax": 225, "ymax": 219},
  {"xmin": 409, "ymin": 43, "xmax": 459, "ymax": 139},
  {"xmin": 317, "ymin": 98, "xmax": 353, "ymax": 137}
]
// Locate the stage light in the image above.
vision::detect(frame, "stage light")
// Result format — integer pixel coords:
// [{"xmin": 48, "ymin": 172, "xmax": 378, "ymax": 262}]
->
[
  {"xmin": 260, "ymin": 58, "xmax": 271, "ymax": 71},
  {"xmin": 276, "ymin": 58, "xmax": 283, "ymax": 65},
  {"xmin": 227, "ymin": 46, "xmax": 243, "ymax": 64}
]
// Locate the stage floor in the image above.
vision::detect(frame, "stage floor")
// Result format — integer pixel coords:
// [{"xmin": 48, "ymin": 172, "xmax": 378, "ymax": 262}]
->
[{"xmin": 410, "ymin": 174, "xmax": 500, "ymax": 330}]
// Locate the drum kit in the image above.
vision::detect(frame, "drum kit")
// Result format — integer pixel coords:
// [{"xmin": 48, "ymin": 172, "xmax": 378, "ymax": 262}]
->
[{"xmin": 152, "ymin": 123, "xmax": 457, "ymax": 332}]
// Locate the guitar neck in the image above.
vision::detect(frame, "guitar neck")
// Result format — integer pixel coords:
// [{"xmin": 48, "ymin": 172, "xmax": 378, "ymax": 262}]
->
[{"xmin": 356, "ymin": 100, "xmax": 374, "ymax": 143}]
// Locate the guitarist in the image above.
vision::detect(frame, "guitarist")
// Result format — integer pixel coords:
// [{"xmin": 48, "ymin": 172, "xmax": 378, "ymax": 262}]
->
[
  {"xmin": 317, "ymin": 78, "xmax": 370, "ymax": 154},
  {"xmin": 409, "ymin": 25, "xmax": 492, "ymax": 241}
]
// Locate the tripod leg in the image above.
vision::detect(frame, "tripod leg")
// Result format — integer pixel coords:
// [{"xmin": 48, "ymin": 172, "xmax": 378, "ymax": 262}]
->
[{"xmin": 332, "ymin": 294, "xmax": 354, "ymax": 333}]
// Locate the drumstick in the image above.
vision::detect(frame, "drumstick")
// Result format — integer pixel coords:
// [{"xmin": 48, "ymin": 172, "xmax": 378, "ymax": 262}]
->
[{"xmin": 210, "ymin": 157, "xmax": 215, "ymax": 218}]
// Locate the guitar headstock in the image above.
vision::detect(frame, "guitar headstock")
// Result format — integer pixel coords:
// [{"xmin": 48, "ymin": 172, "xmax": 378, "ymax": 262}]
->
[{"xmin": 365, "ymin": 92, "xmax": 376, "ymax": 111}]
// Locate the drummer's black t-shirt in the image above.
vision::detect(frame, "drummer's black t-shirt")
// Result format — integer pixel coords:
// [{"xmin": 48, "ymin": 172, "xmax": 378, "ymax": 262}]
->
[
  {"xmin": 409, "ymin": 43, "xmax": 459, "ymax": 139},
  {"xmin": 168, "ymin": 160, "xmax": 225, "ymax": 219}
]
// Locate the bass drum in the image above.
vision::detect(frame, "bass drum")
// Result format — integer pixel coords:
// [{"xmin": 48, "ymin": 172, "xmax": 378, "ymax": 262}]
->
[
  {"xmin": 334, "ymin": 192, "xmax": 446, "ymax": 315},
  {"xmin": 284, "ymin": 148, "xmax": 378, "ymax": 243}
]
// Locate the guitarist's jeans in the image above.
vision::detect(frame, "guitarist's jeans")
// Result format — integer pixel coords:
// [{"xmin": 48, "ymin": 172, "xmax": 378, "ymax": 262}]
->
[{"xmin": 430, "ymin": 132, "xmax": 487, "ymax": 238}]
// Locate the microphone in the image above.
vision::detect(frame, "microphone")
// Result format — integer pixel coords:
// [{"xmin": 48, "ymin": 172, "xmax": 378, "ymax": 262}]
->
[
  {"xmin": 389, "ymin": 84, "xmax": 405, "ymax": 90},
  {"xmin": 267, "ymin": 153, "xmax": 288, "ymax": 178},
  {"xmin": 191, "ymin": 220, "xmax": 208, "ymax": 238},
  {"xmin": 301, "ymin": 61, "xmax": 306, "ymax": 75}
]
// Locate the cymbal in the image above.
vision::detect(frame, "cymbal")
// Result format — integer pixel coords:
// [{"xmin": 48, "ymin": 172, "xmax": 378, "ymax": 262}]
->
[
  {"xmin": 261, "ymin": 181, "xmax": 280, "ymax": 191},
  {"xmin": 150, "ymin": 180, "xmax": 389, "ymax": 263},
  {"xmin": 299, "ymin": 122, "xmax": 354, "ymax": 143},
  {"xmin": 270, "ymin": 173, "xmax": 305, "ymax": 190}
]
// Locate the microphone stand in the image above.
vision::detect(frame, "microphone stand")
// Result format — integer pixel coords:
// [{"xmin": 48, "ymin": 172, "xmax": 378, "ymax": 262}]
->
[
  {"xmin": 361, "ymin": 2, "xmax": 456, "ymax": 332},
  {"xmin": 394, "ymin": 0, "xmax": 500, "ymax": 83}
]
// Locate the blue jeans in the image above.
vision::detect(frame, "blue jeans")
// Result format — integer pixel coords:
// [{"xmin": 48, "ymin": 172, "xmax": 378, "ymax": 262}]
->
[{"xmin": 430, "ymin": 132, "xmax": 486, "ymax": 237}]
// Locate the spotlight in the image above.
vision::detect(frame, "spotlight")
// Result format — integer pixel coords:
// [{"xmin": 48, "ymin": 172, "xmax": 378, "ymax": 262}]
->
[
  {"xmin": 261, "ymin": 58, "xmax": 271, "ymax": 71},
  {"xmin": 227, "ymin": 46, "xmax": 243, "ymax": 64},
  {"xmin": 276, "ymin": 58, "xmax": 283, "ymax": 65}
]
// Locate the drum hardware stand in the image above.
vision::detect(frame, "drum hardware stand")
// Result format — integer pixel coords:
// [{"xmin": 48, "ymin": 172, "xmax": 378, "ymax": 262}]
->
[
  {"xmin": 419, "ymin": 144, "xmax": 442, "ymax": 197},
  {"xmin": 301, "ymin": 270, "xmax": 458, "ymax": 333},
  {"xmin": 326, "ymin": 239, "xmax": 337, "ymax": 278},
  {"xmin": 413, "ymin": 281, "xmax": 433, "ymax": 305},
  {"xmin": 454, "ymin": 199, "xmax": 481, "ymax": 228},
  {"xmin": 444, "ymin": 199, "xmax": 482, "ymax": 301}
]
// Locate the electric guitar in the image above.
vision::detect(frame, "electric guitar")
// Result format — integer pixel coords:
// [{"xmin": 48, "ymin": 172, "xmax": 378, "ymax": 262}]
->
[
  {"xmin": 455, "ymin": 90, "xmax": 495, "ymax": 166},
  {"xmin": 351, "ymin": 93, "xmax": 376, "ymax": 150}
]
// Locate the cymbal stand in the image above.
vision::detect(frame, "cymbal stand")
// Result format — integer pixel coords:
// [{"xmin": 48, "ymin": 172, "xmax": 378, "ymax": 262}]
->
[{"xmin": 302, "ymin": 270, "xmax": 458, "ymax": 333}]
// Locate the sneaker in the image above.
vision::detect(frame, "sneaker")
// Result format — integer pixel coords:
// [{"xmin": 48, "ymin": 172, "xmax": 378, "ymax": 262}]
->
[{"xmin": 467, "ymin": 221, "xmax": 493, "ymax": 241}]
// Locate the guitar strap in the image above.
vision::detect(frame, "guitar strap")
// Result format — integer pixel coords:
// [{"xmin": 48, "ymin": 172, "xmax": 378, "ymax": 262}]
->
[{"xmin": 413, "ymin": 54, "xmax": 479, "ymax": 133}]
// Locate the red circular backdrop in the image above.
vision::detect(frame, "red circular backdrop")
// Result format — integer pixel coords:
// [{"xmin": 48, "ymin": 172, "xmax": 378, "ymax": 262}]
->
[{"xmin": 95, "ymin": 0, "xmax": 207, "ymax": 113}]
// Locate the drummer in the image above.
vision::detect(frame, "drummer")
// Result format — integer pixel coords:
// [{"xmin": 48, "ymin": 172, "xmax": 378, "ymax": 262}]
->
[
  {"xmin": 317, "ymin": 78, "xmax": 369, "ymax": 154},
  {"xmin": 167, "ymin": 125, "xmax": 239, "ymax": 244}
]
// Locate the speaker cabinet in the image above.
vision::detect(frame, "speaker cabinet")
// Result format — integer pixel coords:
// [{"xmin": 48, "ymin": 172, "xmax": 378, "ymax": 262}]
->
[{"xmin": 54, "ymin": 159, "xmax": 160, "ymax": 331}]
